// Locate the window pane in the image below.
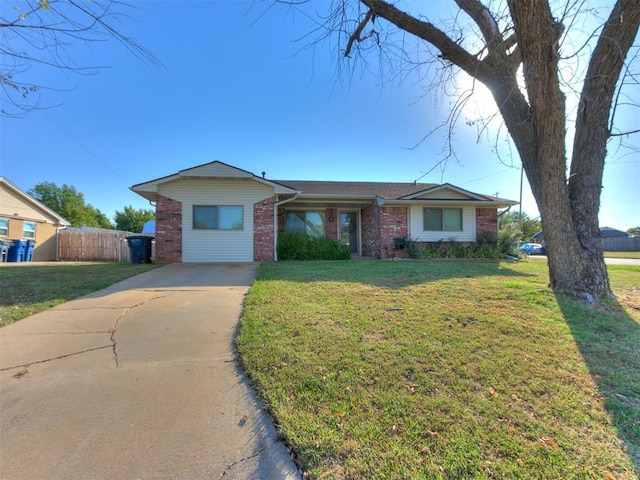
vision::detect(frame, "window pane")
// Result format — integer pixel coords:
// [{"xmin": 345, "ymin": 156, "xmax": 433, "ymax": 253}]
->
[
  {"xmin": 423, "ymin": 208, "xmax": 442, "ymax": 230},
  {"xmin": 286, "ymin": 212, "xmax": 305, "ymax": 232},
  {"xmin": 219, "ymin": 206, "xmax": 243, "ymax": 230},
  {"xmin": 193, "ymin": 206, "xmax": 217, "ymax": 229},
  {"xmin": 305, "ymin": 212, "xmax": 325, "ymax": 238},
  {"xmin": 0, "ymin": 218, "xmax": 8, "ymax": 236},
  {"xmin": 443, "ymin": 209, "xmax": 462, "ymax": 231},
  {"xmin": 23, "ymin": 221, "xmax": 35, "ymax": 239}
]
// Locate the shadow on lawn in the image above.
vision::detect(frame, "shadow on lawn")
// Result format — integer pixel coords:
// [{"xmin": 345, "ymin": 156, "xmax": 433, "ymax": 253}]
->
[
  {"xmin": 556, "ymin": 293, "xmax": 640, "ymax": 470},
  {"xmin": 260, "ymin": 259, "xmax": 534, "ymax": 288}
]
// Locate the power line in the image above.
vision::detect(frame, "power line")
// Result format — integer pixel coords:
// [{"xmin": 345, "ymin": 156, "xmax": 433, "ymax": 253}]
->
[{"xmin": 42, "ymin": 110, "xmax": 133, "ymax": 185}]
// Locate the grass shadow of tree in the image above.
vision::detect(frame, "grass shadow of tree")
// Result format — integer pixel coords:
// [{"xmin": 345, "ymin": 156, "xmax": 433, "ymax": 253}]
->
[
  {"xmin": 556, "ymin": 292, "xmax": 640, "ymax": 470},
  {"xmin": 259, "ymin": 258, "xmax": 533, "ymax": 289}
]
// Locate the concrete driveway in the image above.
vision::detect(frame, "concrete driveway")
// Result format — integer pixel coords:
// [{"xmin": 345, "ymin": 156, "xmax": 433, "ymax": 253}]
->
[
  {"xmin": 0, "ymin": 263, "xmax": 300, "ymax": 480},
  {"xmin": 527, "ymin": 255, "xmax": 640, "ymax": 266}
]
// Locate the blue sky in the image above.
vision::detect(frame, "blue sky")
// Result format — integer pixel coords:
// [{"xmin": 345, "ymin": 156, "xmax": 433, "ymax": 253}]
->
[{"xmin": 1, "ymin": 1, "xmax": 638, "ymax": 231}]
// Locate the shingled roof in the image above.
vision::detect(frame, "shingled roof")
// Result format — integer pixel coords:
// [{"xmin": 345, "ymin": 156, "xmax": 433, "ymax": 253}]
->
[{"xmin": 272, "ymin": 180, "xmax": 438, "ymax": 199}]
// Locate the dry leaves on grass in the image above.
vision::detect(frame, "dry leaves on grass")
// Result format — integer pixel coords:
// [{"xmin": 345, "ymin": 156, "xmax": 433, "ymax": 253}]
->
[{"xmin": 537, "ymin": 436, "xmax": 555, "ymax": 446}]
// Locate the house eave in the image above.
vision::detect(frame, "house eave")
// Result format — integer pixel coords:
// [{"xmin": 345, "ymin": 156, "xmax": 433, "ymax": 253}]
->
[
  {"xmin": 131, "ymin": 162, "xmax": 297, "ymax": 202},
  {"xmin": 381, "ymin": 199, "xmax": 518, "ymax": 208}
]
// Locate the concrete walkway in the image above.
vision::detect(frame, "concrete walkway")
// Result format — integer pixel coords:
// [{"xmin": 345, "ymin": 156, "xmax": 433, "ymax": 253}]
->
[
  {"xmin": 0, "ymin": 263, "xmax": 301, "ymax": 480},
  {"xmin": 527, "ymin": 255, "xmax": 640, "ymax": 266}
]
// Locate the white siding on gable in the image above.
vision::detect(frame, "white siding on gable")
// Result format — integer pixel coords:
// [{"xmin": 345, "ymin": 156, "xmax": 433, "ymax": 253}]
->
[
  {"xmin": 0, "ymin": 185, "xmax": 56, "ymax": 223},
  {"xmin": 159, "ymin": 178, "xmax": 274, "ymax": 262},
  {"xmin": 408, "ymin": 205, "xmax": 476, "ymax": 242},
  {"xmin": 180, "ymin": 162, "xmax": 253, "ymax": 179},
  {"xmin": 414, "ymin": 189, "xmax": 471, "ymax": 200}
]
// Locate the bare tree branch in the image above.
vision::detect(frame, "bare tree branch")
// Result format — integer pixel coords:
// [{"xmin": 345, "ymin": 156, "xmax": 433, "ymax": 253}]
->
[{"xmin": 0, "ymin": 0, "xmax": 161, "ymax": 115}]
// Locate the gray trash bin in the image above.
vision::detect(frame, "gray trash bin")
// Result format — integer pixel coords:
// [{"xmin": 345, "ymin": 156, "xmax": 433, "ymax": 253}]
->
[{"xmin": 125, "ymin": 236, "xmax": 154, "ymax": 264}]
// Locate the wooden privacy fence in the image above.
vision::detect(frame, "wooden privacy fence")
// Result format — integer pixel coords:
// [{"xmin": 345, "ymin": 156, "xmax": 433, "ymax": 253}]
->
[
  {"xmin": 602, "ymin": 236, "xmax": 640, "ymax": 252},
  {"xmin": 58, "ymin": 230, "xmax": 135, "ymax": 262}
]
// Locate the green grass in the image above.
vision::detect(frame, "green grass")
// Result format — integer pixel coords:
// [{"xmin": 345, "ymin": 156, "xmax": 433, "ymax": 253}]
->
[
  {"xmin": 237, "ymin": 260, "xmax": 640, "ymax": 479},
  {"xmin": 0, "ymin": 262, "xmax": 160, "ymax": 327},
  {"xmin": 604, "ymin": 251, "xmax": 640, "ymax": 259}
]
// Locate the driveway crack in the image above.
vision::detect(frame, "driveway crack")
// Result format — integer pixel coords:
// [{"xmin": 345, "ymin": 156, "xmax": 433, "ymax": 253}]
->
[
  {"xmin": 219, "ymin": 445, "xmax": 269, "ymax": 478},
  {"xmin": 0, "ymin": 345, "xmax": 113, "ymax": 372},
  {"xmin": 1, "ymin": 293, "xmax": 173, "ymax": 371},
  {"xmin": 108, "ymin": 294, "xmax": 172, "ymax": 367}
]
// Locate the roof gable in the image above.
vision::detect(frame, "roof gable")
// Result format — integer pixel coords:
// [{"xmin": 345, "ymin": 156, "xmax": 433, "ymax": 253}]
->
[
  {"xmin": 0, "ymin": 177, "xmax": 70, "ymax": 226},
  {"xmin": 180, "ymin": 161, "xmax": 255, "ymax": 178},
  {"xmin": 401, "ymin": 183, "xmax": 489, "ymax": 201},
  {"xmin": 131, "ymin": 161, "xmax": 296, "ymax": 201}
]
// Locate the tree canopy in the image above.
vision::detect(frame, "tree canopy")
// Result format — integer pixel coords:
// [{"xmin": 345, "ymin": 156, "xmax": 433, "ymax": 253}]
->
[
  {"xmin": 114, "ymin": 205, "xmax": 154, "ymax": 233},
  {"xmin": 29, "ymin": 181, "xmax": 112, "ymax": 229},
  {"xmin": 499, "ymin": 211, "xmax": 542, "ymax": 243}
]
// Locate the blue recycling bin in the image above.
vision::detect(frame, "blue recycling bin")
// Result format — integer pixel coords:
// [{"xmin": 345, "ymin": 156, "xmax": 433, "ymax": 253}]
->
[
  {"xmin": 23, "ymin": 240, "xmax": 36, "ymax": 262},
  {"xmin": 7, "ymin": 239, "xmax": 26, "ymax": 262},
  {"xmin": 125, "ymin": 236, "xmax": 154, "ymax": 264},
  {"xmin": 0, "ymin": 240, "xmax": 12, "ymax": 262}
]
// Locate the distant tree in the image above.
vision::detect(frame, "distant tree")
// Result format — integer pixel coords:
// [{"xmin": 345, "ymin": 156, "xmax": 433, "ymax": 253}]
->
[
  {"xmin": 29, "ymin": 181, "xmax": 113, "ymax": 228},
  {"xmin": 114, "ymin": 206, "xmax": 154, "ymax": 233},
  {"xmin": 1, "ymin": 0, "xmax": 159, "ymax": 115},
  {"xmin": 499, "ymin": 211, "xmax": 542, "ymax": 243},
  {"xmin": 288, "ymin": 1, "xmax": 639, "ymax": 302},
  {"xmin": 627, "ymin": 226, "xmax": 640, "ymax": 236}
]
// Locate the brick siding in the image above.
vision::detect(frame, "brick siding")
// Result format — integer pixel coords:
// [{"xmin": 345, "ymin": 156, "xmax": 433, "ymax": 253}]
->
[
  {"xmin": 361, "ymin": 203, "xmax": 381, "ymax": 257},
  {"xmin": 254, "ymin": 196, "xmax": 277, "ymax": 262},
  {"xmin": 325, "ymin": 208, "xmax": 338, "ymax": 241},
  {"xmin": 155, "ymin": 195, "xmax": 182, "ymax": 263},
  {"xmin": 475, "ymin": 207, "xmax": 498, "ymax": 240},
  {"xmin": 362, "ymin": 204, "xmax": 408, "ymax": 258},
  {"xmin": 381, "ymin": 206, "xmax": 409, "ymax": 258}
]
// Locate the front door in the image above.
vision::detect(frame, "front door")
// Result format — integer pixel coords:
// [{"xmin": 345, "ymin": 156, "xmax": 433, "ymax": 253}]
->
[{"xmin": 339, "ymin": 212, "xmax": 358, "ymax": 254}]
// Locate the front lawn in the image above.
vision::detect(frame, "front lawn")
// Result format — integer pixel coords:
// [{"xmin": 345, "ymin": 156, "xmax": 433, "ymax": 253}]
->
[
  {"xmin": 604, "ymin": 251, "xmax": 640, "ymax": 259},
  {"xmin": 237, "ymin": 260, "xmax": 640, "ymax": 479},
  {"xmin": 0, "ymin": 262, "xmax": 160, "ymax": 327}
]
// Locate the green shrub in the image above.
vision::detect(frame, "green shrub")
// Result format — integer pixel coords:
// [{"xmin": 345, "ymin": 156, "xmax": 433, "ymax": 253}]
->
[
  {"xmin": 307, "ymin": 236, "xmax": 351, "ymax": 260},
  {"xmin": 392, "ymin": 236, "xmax": 502, "ymax": 260},
  {"xmin": 277, "ymin": 232, "xmax": 351, "ymax": 261},
  {"xmin": 277, "ymin": 232, "xmax": 309, "ymax": 260},
  {"xmin": 498, "ymin": 228, "xmax": 519, "ymax": 256},
  {"xmin": 477, "ymin": 230, "xmax": 498, "ymax": 247}
]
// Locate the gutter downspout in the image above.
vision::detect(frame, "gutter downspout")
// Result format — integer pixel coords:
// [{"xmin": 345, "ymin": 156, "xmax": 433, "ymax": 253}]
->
[{"xmin": 273, "ymin": 193, "xmax": 299, "ymax": 262}]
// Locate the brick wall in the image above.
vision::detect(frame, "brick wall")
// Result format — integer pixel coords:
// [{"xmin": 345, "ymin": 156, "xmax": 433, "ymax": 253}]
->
[
  {"xmin": 475, "ymin": 208, "xmax": 498, "ymax": 241},
  {"xmin": 325, "ymin": 208, "xmax": 338, "ymax": 241},
  {"xmin": 254, "ymin": 196, "xmax": 277, "ymax": 262},
  {"xmin": 361, "ymin": 203, "xmax": 381, "ymax": 257},
  {"xmin": 155, "ymin": 195, "xmax": 182, "ymax": 263},
  {"xmin": 380, "ymin": 206, "xmax": 408, "ymax": 258},
  {"xmin": 361, "ymin": 204, "xmax": 408, "ymax": 258}
]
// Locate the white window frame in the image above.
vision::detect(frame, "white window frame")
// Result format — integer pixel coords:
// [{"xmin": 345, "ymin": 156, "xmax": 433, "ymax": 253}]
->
[
  {"xmin": 192, "ymin": 205, "xmax": 243, "ymax": 230},
  {"xmin": 23, "ymin": 221, "xmax": 36, "ymax": 239},
  {"xmin": 423, "ymin": 207, "xmax": 463, "ymax": 232}
]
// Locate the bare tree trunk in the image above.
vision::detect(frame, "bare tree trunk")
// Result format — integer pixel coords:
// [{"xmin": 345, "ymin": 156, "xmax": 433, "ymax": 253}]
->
[
  {"xmin": 567, "ymin": 0, "xmax": 640, "ymax": 299},
  {"xmin": 505, "ymin": 0, "xmax": 605, "ymax": 301},
  {"xmin": 506, "ymin": 0, "xmax": 639, "ymax": 301}
]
